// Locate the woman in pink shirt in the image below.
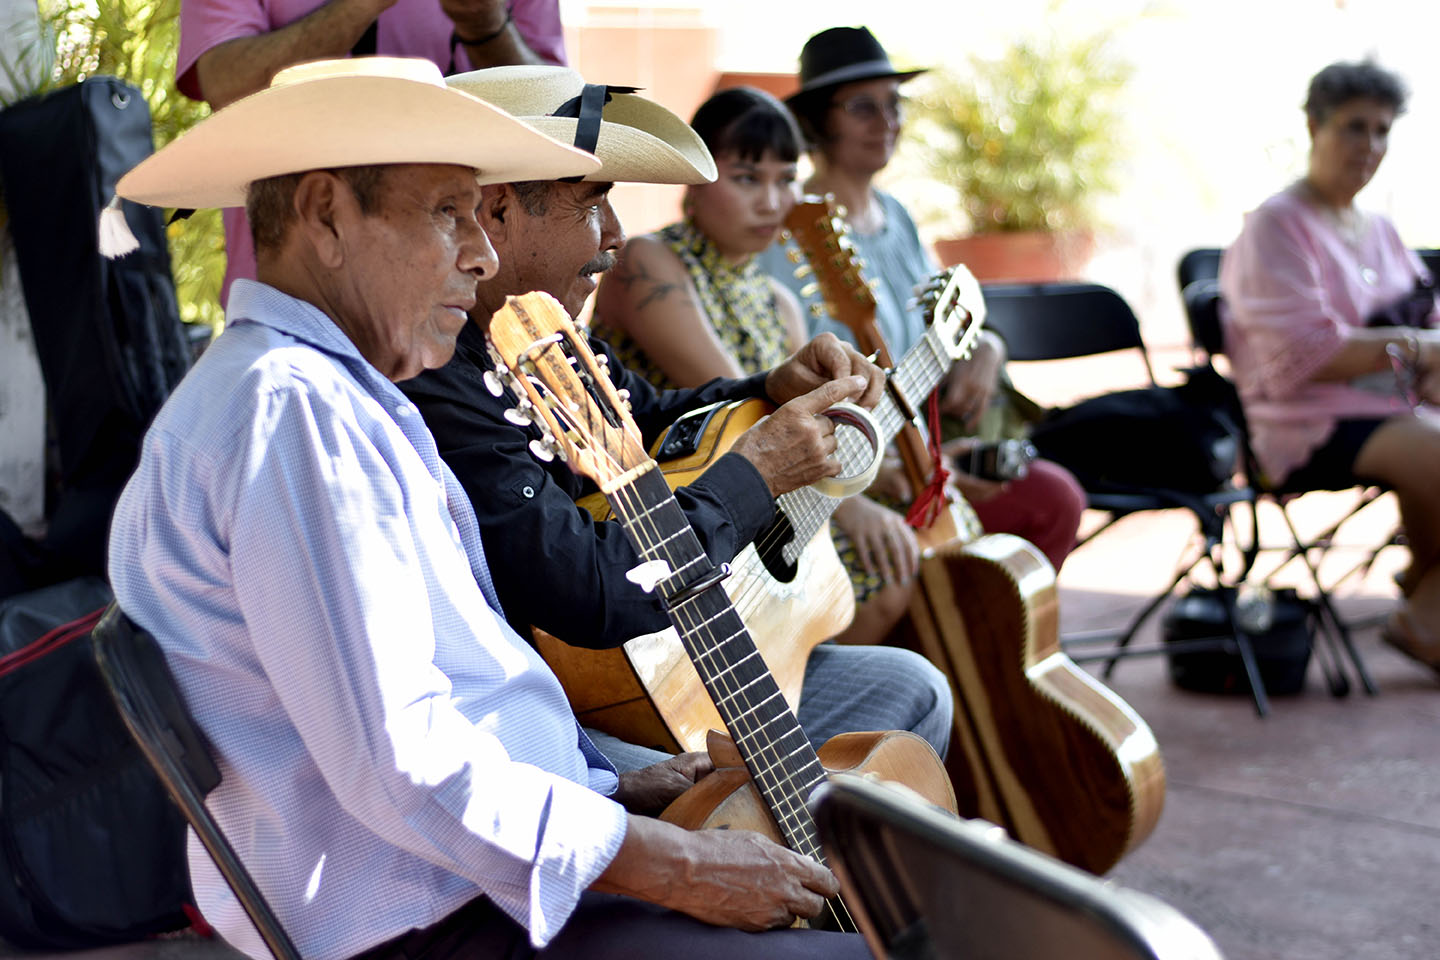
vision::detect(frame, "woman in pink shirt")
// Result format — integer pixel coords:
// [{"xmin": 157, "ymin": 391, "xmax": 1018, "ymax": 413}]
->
[{"xmin": 1220, "ymin": 60, "xmax": 1440, "ymax": 675}]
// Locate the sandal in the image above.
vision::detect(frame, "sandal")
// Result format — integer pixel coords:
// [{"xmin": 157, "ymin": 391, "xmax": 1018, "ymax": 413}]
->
[{"xmin": 1380, "ymin": 609, "xmax": 1440, "ymax": 679}]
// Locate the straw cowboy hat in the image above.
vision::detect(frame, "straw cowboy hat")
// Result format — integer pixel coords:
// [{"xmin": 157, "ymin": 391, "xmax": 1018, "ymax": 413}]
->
[
  {"xmin": 785, "ymin": 26, "xmax": 927, "ymax": 106},
  {"xmin": 115, "ymin": 57, "xmax": 601, "ymax": 211},
  {"xmin": 446, "ymin": 65, "xmax": 716, "ymax": 185}
]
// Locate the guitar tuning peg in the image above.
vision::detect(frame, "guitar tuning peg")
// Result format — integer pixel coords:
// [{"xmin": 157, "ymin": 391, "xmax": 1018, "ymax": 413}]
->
[
  {"xmin": 504, "ymin": 400, "xmax": 537, "ymax": 427},
  {"xmin": 780, "ymin": 230, "xmax": 795, "ymax": 246},
  {"xmin": 482, "ymin": 369, "xmax": 505, "ymax": 397},
  {"xmin": 799, "ymin": 282, "xmax": 819, "ymax": 299},
  {"xmin": 808, "ymin": 302, "xmax": 827, "ymax": 319},
  {"xmin": 594, "ymin": 353, "xmax": 609, "ymax": 367},
  {"xmin": 616, "ymin": 388, "xmax": 631, "ymax": 401},
  {"xmin": 834, "ymin": 204, "xmax": 847, "ymax": 218},
  {"xmin": 791, "ymin": 263, "xmax": 813, "ymax": 279},
  {"xmin": 527, "ymin": 438, "xmax": 555, "ymax": 462}
]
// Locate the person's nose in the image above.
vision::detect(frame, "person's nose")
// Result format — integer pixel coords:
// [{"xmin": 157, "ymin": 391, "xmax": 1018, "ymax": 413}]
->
[
  {"xmin": 459, "ymin": 215, "xmax": 499, "ymax": 280},
  {"xmin": 600, "ymin": 198, "xmax": 626, "ymax": 253},
  {"xmin": 758, "ymin": 183, "xmax": 782, "ymax": 215}
]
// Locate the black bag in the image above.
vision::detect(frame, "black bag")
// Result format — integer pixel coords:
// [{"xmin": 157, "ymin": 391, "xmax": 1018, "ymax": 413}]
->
[
  {"xmin": 0, "ymin": 77, "xmax": 190, "ymax": 598},
  {"xmin": 1161, "ymin": 587, "xmax": 1314, "ymax": 696},
  {"xmin": 1029, "ymin": 368, "xmax": 1241, "ymax": 496},
  {"xmin": 0, "ymin": 579, "xmax": 193, "ymax": 949}
]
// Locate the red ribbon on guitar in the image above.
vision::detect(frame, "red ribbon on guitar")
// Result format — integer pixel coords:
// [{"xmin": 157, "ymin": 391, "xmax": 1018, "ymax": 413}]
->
[{"xmin": 904, "ymin": 391, "xmax": 950, "ymax": 530}]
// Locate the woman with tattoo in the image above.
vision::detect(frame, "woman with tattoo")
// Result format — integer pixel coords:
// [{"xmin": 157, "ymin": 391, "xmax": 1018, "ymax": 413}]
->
[{"xmin": 591, "ymin": 86, "xmax": 923, "ymax": 646}]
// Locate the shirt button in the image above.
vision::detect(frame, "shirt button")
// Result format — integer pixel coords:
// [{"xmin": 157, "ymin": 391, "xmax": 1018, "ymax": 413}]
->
[
  {"xmin": 395, "ymin": 404, "xmax": 413, "ymax": 417},
  {"xmin": 521, "ymin": 485, "xmax": 535, "ymax": 498}
]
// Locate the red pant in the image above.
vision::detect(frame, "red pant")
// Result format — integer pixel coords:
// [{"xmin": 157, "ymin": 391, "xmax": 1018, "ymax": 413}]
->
[{"xmin": 971, "ymin": 458, "xmax": 1086, "ymax": 572}]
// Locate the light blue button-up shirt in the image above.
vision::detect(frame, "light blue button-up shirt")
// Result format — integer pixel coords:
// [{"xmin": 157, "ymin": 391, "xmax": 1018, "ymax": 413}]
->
[{"xmin": 109, "ymin": 281, "xmax": 626, "ymax": 960}]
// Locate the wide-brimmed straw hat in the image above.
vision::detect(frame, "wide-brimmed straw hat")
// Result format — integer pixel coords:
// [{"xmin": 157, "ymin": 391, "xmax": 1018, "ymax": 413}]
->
[
  {"xmin": 446, "ymin": 65, "xmax": 716, "ymax": 185},
  {"xmin": 115, "ymin": 57, "xmax": 601, "ymax": 211},
  {"xmin": 785, "ymin": 26, "xmax": 927, "ymax": 106}
]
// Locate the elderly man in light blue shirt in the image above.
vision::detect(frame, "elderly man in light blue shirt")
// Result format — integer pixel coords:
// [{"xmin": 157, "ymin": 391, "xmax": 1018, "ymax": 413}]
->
[{"xmin": 107, "ymin": 58, "xmax": 870, "ymax": 960}]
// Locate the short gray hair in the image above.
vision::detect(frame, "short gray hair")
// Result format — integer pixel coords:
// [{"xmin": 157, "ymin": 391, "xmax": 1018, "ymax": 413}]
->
[
  {"xmin": 246, "ymin": 164, "xmax": 390, "ymax": 253},
  {"xmin": 1304, "ymin": 61, "xmax": 1407, "ymax": 126}
]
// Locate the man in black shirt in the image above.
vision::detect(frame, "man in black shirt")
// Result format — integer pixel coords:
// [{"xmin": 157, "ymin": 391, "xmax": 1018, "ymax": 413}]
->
[{"xmin": 402, "ymin": 65, "xmax": 952, "ymax": 770}]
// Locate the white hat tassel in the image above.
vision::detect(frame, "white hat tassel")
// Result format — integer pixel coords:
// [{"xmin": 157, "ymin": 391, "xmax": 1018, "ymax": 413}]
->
[{"xmin": 98, "ymin": 195, "xmax": 139, "ymax": 259}]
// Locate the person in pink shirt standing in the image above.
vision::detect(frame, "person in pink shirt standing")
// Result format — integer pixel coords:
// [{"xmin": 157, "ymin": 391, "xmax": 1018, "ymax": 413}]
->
[
  {"xmin": 1220, "ymin": 59, "xmax": 1440, "ymax": 676},
  {"xmin": 177, "ymin": 0, "xmax": 566, "ymax": 305}
]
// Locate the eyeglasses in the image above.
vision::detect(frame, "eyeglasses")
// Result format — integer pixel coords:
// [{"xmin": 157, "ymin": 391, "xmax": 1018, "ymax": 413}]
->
[{"xmin": 831, "ymin": 94, "xmax": 906, "ymax": 123}]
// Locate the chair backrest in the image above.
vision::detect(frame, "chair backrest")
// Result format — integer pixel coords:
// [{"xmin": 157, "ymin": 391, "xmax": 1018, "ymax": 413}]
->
[
  {"xmin": 812, "ymin": 776, "xmax": 1224, "ymax": 960},
  {"xmin": 1182, "ymin": 279, "xmax": 1226, "ymax": 359},
  {"xmin": 1177, "ymin": 248, "xmax": 1224, "ymax": 293},
  {"xmin": 1415, "ymin": 248, "xmax": 1440, "ymax": 279},
  {"xmin": 91, "ymin": 604, "xmax": 303, "ymax": 960},
  {"xmin": 981, "ymin": 281, "xmax": 1156, "ymax": 383}
]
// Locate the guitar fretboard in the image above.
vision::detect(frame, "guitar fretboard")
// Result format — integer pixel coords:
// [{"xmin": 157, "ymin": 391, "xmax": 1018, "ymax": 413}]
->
[
  {"xmin": 764, "ymin": 323, "xmax": 961, "ymax": 557},
  {"xmin": 607, "ymin": 465, "xmax": 829, "ymax": 862}
]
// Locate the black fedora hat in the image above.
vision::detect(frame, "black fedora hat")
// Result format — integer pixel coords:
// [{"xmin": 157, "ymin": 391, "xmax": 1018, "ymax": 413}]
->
[{"xmin": 785, "ymin": 26, "xmax": 927, "ymax": 105}]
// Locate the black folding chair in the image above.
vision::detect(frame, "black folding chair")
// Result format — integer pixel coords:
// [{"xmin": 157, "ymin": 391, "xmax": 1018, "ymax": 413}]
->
[
  {"xmin": 1181, "ymin": 281, "xmax": 1381, "ymax": 696},
  {"xmin": 1176, "ymin": 247, "xmax": 1223, "ymax": 292},
  {"xmin": 981, "ymin": 282, "xmax": 1270, "ymax": 711},
  {"xmin": 812, "ymin": 775, "xmax": 1224, "ymax": 960},
  {"xmin": 90, "ymin": 603, "xmax": 304, "ymax": 960}
]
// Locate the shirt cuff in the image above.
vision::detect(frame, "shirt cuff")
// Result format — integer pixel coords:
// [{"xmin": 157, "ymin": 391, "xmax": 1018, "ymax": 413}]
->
[
  {"xmin": 688, "ymin": 451, "xmax": 775, "ymax": 547},
  {"xmin": 526, "ymin": 779, "xmax": 628, "ymax": 947}
]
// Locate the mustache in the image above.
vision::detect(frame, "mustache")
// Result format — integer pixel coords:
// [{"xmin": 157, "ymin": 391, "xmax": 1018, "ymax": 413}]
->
[{"xmin": 580, "ymin": 251, "xmax": 617, "ymax": 277}]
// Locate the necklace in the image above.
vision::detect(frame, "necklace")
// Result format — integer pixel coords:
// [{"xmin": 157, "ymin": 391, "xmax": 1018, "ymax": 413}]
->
[{"xmin": 1295, "ymin": 179, "xmax": 1378, "ymax": 285}]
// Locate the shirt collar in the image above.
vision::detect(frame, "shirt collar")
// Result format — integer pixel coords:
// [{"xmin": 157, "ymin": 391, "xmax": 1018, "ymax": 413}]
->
[{"xmin": 226, "ymin": 279, "xmax": 372, "ymax": 368}]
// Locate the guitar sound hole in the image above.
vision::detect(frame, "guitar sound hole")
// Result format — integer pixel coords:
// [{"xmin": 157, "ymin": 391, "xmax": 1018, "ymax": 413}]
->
[{"xmin": 754, "ymin": 511, "xmax": 799, "ymax": 584}]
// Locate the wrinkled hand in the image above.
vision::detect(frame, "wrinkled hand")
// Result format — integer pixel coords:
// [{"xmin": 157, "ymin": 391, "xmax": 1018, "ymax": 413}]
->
[
  {"xmin": 730, "ymin": 376, "xmax": 867, "ymax": 496},
  {"xmin": 939, "ymin": 331, "xmax": 1005, "ymax": 428},
  {"xmin": 834, "ymin": 495, "xmax": 920, "ymax": 584},
  {"xmin": 1413, "ymin": 331, "xmax": 1440, "ymax": 405},
  {"xmin": 596, "ymin": 817, "xmax": 840, "ymax": 931},
  {"xmin": 612, "ymin": 752, "xmax": 714, "ymax": 815},
  {"xmin": 765, "ymin": 333, "xmax": 886, "ymax": 410}
]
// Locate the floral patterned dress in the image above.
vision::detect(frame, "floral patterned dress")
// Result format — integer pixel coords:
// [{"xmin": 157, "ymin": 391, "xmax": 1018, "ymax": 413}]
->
[{"xmin": 593, "ymin": 219, "xmax": 886, "ymax": 603}]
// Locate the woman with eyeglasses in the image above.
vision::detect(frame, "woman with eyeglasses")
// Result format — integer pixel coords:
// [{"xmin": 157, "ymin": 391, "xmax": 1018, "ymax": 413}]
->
[
  {"xmin": 1220, "ymin": 60, "xmax": 1440, "ymax": 674},
  {"xmin": 761, "ymin": 26, "xmax": 1085, "ymax": 578},
  {"xmin": 592, "ymin": 85, "xmax": 928, "ymax": 646}
]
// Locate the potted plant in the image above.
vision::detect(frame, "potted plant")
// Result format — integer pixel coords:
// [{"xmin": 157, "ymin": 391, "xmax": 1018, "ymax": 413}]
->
[{"xmin": 902, "ymin": 22, "xmax": 1132, "ymax": 282}]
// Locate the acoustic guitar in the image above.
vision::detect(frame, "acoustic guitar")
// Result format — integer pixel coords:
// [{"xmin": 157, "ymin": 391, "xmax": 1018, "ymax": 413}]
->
[
  {"xmin": 532, "ymin": 266, "xmax": 987, "ymax": 755},
  {"xmin": 486, "ymin": 291, "xmax": 958, "ymax": 933},
  {"xmin": 784, "ymin": 196, "xmax": 1166, "ymax": 875}
]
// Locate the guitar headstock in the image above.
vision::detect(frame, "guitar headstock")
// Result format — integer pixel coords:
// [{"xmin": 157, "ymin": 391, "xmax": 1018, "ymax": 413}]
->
[
  {"xmin": 782, "ymin": 196, "xmax": 877, "ymax": 338},
  {"xmin": 916, "ymin": 263, "xmax": 987, "ymax": 366},
  {"xmin": 485, "ymin": 291, "xmax": 650, "ymax": 493}
]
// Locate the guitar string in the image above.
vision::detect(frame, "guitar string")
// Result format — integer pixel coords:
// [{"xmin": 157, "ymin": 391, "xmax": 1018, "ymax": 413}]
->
[
  {"xmin": 604, "ymin": 426, "xmax": 859, "ymax": 932},
  {"xmin": 611, "ymin": 476, "xmax": 819, "ymax": 811},
  {"xmin": 609, "ymin": 477, "xmax": 831, "ymax": 857}
]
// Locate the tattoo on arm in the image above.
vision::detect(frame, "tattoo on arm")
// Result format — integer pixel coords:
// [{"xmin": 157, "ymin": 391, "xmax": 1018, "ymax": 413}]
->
[{"xmin": 614, "ymin": 257, "xmax": 679, "ymax": 310}]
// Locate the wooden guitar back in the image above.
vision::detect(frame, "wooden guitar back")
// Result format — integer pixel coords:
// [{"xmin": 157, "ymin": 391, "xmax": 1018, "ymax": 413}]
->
[{"xmin": 897, "ymin": 533, "xmax": 1166, "ymax": 875}]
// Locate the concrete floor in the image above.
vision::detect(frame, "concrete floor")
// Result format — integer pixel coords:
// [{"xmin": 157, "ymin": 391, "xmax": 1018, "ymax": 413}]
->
[{"xmin": 2, "ymin": 491, "xmax": 1434, "ymax": 960}]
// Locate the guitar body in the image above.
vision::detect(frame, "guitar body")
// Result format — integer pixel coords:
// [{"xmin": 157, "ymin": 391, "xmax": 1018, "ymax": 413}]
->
[
  {"xmin": 536, "ymin": 399, "xmax": 855, "ymax": 753},
  {"xmin": 661, "ymin": 729, "xmax": 959, "ymax": 836},
  {"xmin": 897, "ymin": 532, "xmax": 1166, "ymax": 875}
]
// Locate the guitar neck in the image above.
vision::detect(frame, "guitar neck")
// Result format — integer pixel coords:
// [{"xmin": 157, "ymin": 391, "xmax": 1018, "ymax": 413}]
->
[
  {"xmin": 606, "ymin": 463, "xmax": 830, "ymax": 862},
  {"xmin": 773, "ymin": 325, "xmax": 957, "ymax": 547}
]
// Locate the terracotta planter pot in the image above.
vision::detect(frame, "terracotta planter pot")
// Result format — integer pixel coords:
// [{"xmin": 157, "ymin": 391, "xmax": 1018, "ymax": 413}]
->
[{"xmin": 932, "ymin": 231, "xmax": 1094, "ymax": 283}]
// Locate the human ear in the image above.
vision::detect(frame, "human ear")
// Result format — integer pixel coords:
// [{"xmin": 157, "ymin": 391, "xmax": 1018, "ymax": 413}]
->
[
  {"xmin": 478, "ymin": 183, "xmax": 511, "ymax": 239},
  {"xmin": 292, "ymin": 171, "xmax": 347, "ymax": 269}
]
